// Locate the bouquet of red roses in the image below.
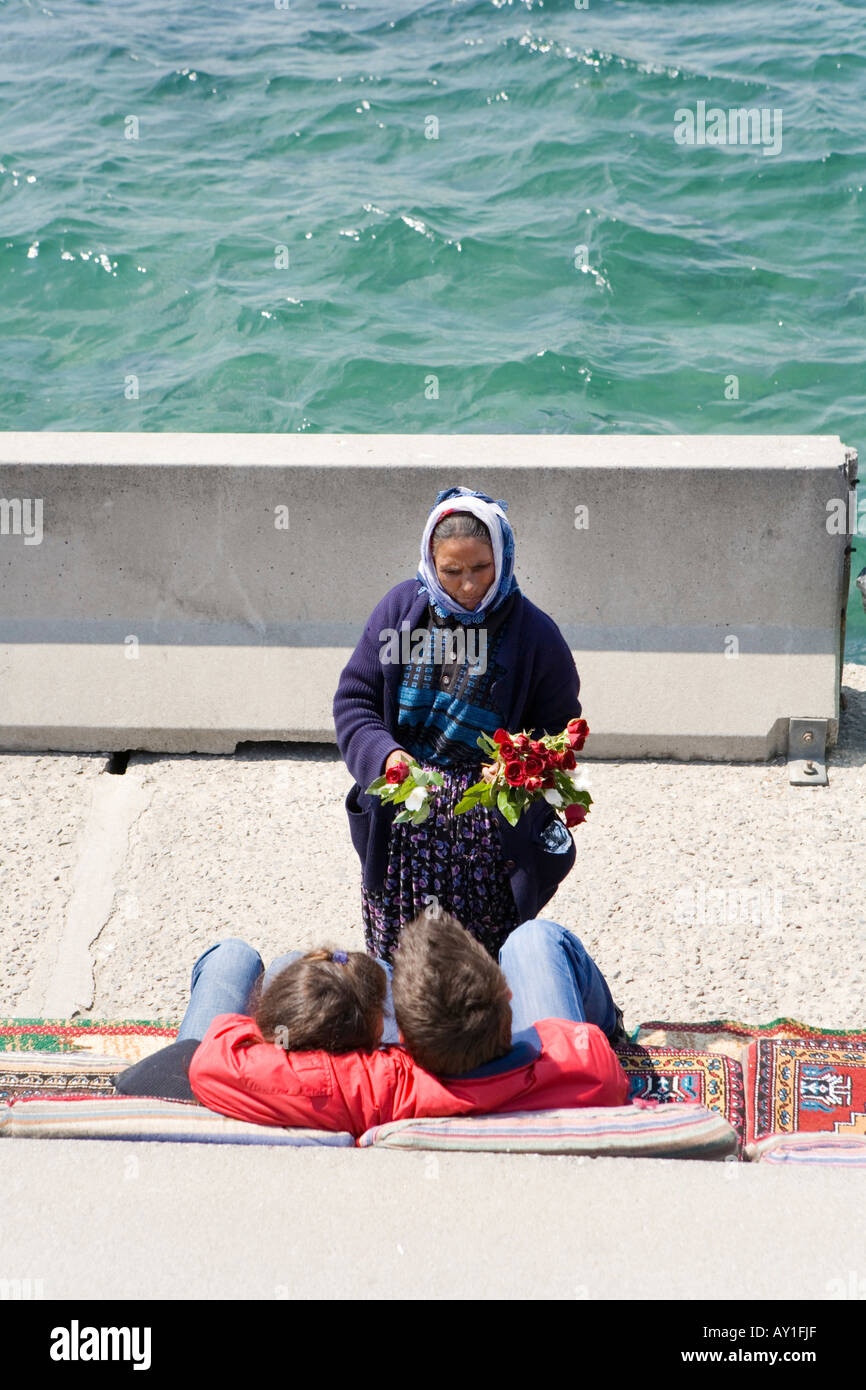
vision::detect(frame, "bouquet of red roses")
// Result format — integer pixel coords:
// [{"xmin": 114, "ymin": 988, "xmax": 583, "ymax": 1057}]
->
[{"xmin": 454, "ymin": 718, "xmax": 591, "ymax": 828}]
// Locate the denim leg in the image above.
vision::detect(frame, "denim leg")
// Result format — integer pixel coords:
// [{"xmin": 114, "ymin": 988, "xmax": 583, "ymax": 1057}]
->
[
  {"xmin": 176, "ymin": 938, "xmax": 264, "ymax": 1042},
  {"xmin": 499, "ymin": 919, "xmax": 617, "ymax": 1036},
  {"xmin": 260, "ymin": 952, "xmax": 399, "ymax": 1046},
  {"xmin": 377, "ymin": 959, "xmax": 399, "ymax": 1046},
  {"xmin": 261, "ymin": 951, "xmax": 303, "ymax": 995}
]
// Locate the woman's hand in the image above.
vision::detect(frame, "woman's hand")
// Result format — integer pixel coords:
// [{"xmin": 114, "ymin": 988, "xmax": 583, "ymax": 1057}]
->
[
  {"xmin": 481, "ymin": 763, "xmax": 497, "ymax": 784},
  {"xmin": 384, "ymin": 749, "xmax": 413, "ymax": 775}
]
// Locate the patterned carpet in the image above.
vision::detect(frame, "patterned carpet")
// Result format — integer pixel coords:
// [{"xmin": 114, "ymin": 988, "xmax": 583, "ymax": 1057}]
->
[
  {"xmin": 617, "ymin": 1047, "xmax": 747, "ymax": 1153},
  {"xmin": 0, "ymin": 1020, "xmax": 179, "ymax": 1059},
  {"xmin": 1, "ymin": 1053, "xmax": 128, "ymax": 1102},
  {"xmin": 636, "ymin": 1017, "xmax": 866, "ymax": 1062},
  {"xmin": 747, "ymin": 1038, "xmax": 866, "ymax": 1146},
  {"xmin": 0, "ymin": 1022, "xmax": 179, "ymax": 1101},
  {"xmin": 2, "ymin": 1019, "xmax": 865, "ymax": 1153}
]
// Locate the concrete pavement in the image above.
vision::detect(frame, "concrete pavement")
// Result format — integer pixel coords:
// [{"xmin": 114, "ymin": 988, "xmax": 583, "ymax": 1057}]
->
[{"xmin": 2, "ymin": 1142, "xmax": 863, "ymax": 1300}]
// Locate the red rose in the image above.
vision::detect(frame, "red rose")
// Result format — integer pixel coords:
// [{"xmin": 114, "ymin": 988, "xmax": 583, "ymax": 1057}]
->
[
  {"xmin": 504, "ymin": 761, "xmax": 526, "ymax": 787},
  {"xmin": 567, "ymin": 718, "xmax": 589, "ymax": 750},
  {"xmin": 513, "ymin": 734, "xmax": 531, "ymax": 753},
  {"xmin": 542, "ymin": 773, "xmax": 556, "ymax": 789},
  {"xmin": 546, "ymin": 749, "xmax": 563, "ymax": 768},
  {"xmin": 530, "ymin": 740, "xmax": 546, "ymax": 755},
  {"xmin": 498, "ymin": 740, "xmax": 516, "ymax": 761},
  {"xmin": 385, "ymin": 762, "xmax": 409, "ymax": 785},
  {"xmin": 564, "ymin": 802, "xmax": 587, "ymax": 827},
  {"xmin": 493, "ymin": 728, "xmax": 511, "ymax": 746},
  {"xmin": 523, "ymin": 754, "xmax": 544, "ymax": 777},
  {"xmin": 560, "ymin": 748, "xmax": 577, "ymax": 770},
  {"xmin": 524, "ymin": 775, "xmax": 543, "ymax": 792}
]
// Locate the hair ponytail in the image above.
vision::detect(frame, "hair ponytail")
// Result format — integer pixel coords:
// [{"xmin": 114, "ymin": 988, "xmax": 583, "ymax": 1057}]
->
[{"xmin": 256, "ymin": 949, "xmax": 386, "ymax": 1055}]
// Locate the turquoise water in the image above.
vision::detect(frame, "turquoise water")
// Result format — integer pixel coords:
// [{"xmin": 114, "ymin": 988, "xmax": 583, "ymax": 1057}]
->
[{"xmin": 1, "ymin": 0, "xmax": 865, "ymax": 656}]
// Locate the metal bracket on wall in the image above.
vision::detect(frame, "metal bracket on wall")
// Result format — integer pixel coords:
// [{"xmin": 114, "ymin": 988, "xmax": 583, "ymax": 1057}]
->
[{"xmin": 788, "ymin": 718, "xmax": 829, "ymax": 786}]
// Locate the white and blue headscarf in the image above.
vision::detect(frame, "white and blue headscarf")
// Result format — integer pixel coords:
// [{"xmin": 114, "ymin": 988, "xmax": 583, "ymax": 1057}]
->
[{"xmin": 416, "ymin": 486, "xmax": 519, "ymax": 624}]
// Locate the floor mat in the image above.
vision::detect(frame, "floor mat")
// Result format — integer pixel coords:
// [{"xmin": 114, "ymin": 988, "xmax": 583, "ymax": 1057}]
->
[
  {"xmin": 0, "ymin": 1020, "xmax": 179, "ymax": 1062},
  {"xmin": 746, "ymin": 1038, "xmax": 866, "ymax": 1147},
  {"xmin": 0, "ymin": 1021, "xmax": 180, "ymax": 1100},
  {"xmin": 615, "ymin": 1045, "xmax": 747, "ymax": 1154},
  {"xmin": 635, "ymin": 1018, "xmax": 866, "ymax": 1064},
  {"xmin": 0, "ymin": 1052, "xmax": 128, "ymax": 1102}
]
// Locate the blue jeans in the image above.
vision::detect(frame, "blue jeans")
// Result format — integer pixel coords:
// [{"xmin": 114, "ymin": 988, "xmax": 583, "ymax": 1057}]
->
[
  {"xmin": 177, "ymin": 921, "xmax": 614, "ymax": 1047},
  {"xmin": 499, "ymin": 919, "xmax": 617, "ymax": 1036},
  {"xmin": 176, "ymin": 939, "xmax": 400, "ymax": 1045}
]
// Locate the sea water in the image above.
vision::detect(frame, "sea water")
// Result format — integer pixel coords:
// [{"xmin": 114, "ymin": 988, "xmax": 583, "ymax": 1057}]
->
[{"xmin": 1, "ymin": 0, "xmax": 864, "ymax": 655}]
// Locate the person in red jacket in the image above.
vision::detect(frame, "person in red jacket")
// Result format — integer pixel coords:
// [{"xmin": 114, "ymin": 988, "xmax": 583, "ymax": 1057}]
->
[{"xmin": 116, "ymin": 906, "xmax": 631, "ymax": 1134}]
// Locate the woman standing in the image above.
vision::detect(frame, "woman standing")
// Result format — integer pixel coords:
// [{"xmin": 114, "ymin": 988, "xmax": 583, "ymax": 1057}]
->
[{"xmin": 333, "ymin": 486, "xmax": 584, "ymax": 963}]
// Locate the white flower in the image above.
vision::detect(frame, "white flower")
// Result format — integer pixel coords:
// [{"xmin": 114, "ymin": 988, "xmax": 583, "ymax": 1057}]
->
[
  {"xmin": 569, "ymin": 771, "xmax": 591, "ymax": 793},
  {"xmin": 405, "ymin": 786, "xmax": 427, "ymax": 812},
  {"xmin": 543, "ymin": 788, "xmax": 564, "ymax": 807}
]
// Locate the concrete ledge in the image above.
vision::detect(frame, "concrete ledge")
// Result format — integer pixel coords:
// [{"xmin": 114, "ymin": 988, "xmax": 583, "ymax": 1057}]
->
[{"xmin": 0, "ymin": 432, "xmax": 855, "ymax": 758}]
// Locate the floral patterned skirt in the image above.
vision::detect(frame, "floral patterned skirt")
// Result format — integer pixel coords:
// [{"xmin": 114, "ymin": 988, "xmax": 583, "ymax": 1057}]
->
[{"xmin": 361, "ymin": 763, "xmax": 519, "ymax": 964}]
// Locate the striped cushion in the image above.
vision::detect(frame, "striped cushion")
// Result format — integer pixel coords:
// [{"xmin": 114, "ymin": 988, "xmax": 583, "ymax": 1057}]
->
[
  {"xmin": 359, "ymin": 1103, "xmax": 738, "ymax": 1158},
  {"xmin": 0, "ymin": 1096, "xmax": 354, "ymax": 1146},
  {"xmin": 748, "ymin": 1134, "xmax": 866, "ymax": 1166}
]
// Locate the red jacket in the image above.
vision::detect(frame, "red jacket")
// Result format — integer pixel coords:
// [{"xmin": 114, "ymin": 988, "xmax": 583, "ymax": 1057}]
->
[{"xmin": 188, "ymin": 1014, "xmax": 629, "ymax": 1139}]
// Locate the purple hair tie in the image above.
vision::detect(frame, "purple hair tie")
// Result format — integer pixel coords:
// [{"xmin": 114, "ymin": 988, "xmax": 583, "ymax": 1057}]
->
[{"xmin": 332, "ymin": 950, "xmax": 348, "ymax": 964}]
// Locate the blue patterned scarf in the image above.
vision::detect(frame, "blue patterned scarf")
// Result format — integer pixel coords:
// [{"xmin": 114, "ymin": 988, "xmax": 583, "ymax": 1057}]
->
[{"xmin": 416, "ymin": 486, "xmax": 519, "ymax": 624}]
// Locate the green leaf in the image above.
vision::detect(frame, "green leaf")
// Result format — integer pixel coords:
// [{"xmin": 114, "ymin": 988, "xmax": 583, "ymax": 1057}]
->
[
  {"xmin": 389, "ymin": 779, "xmax": 416, "ymax": 805},
  {"xmin": 497, "ymin": 788, "xmax": 520, "ymax": 827},
  {"xmin": 411, "ymin": 801, "xmax": 431, "ymax": 824},
  {"xmin": 427, "ymin": 771, "xmax": 445, "ymax": 788},
  {"xmin": 551, "ymin": 776, "xmax": 592, "ymax": 809},
  {"xmin": 393, "ymin": 809, "xmax": 413, "ymax": 824},
  {"xmin": 462, "ymin": 778, "xmax": 489, "ymax": 799},
  {"xmin": 365, "ymin": 776, "xmax": 389, "ymax": 794},
  {"xmin": 454, "ymin": 785, "xmax": 492, "ymax": 815}
]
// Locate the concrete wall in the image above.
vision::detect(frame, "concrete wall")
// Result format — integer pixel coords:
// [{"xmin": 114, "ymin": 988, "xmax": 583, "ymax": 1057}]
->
[{"xmin": 0, "ymin": 432, "xmax": 855, "ymax": 759}]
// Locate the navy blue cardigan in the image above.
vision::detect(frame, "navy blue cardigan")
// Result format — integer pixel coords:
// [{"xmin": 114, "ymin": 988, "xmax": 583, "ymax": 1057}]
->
[{"xmin": 332, "ymin": 580, "xmax": 583, "ymax": 923}]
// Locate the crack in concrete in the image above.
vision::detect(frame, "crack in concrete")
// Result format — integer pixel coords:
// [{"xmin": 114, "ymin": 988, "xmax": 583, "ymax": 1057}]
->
[{"xmin": 17, "ymin": 764, "xmax": 152, "ymax": 1017}]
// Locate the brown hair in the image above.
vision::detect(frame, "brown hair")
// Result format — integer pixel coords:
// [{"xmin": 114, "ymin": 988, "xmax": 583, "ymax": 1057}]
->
[
  {"xmin": 256, "ymin": 950, "xmax": 386, "ymax": 1054},
  {"xmin": 391, "ymin": 909, "xmax": 512, "ymax": 1075}
]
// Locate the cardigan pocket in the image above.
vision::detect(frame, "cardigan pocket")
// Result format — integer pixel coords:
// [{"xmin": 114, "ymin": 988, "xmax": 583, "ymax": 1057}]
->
[
  {"xmin": 534, "ymin": 814, "xmax": 572, "ymax": 855},
  {"xmin": 505, "ymin": 802, "xmax": 576, "ymax": 913},
  {"xmin": 345, "ymin": 782, "xmax": 372, "ymax": 861},
  {"xmin": 532, "ymin": 806, "xmax": 576, "ymax": 907}
]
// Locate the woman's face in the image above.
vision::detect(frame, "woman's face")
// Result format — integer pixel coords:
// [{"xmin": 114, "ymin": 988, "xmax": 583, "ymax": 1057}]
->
[{"xmin": 433, "ymin": 537, "xmax": 495, "ymax": 609}]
